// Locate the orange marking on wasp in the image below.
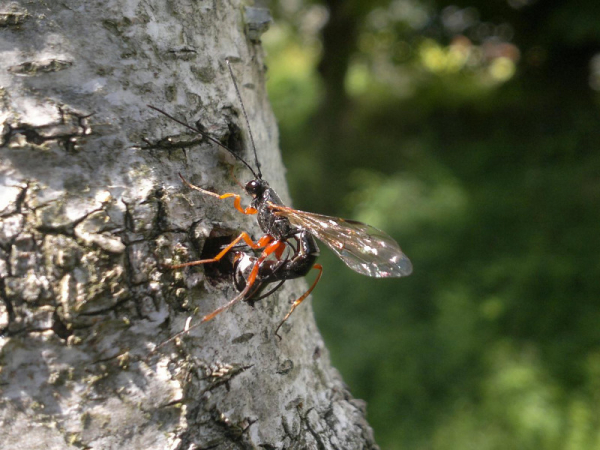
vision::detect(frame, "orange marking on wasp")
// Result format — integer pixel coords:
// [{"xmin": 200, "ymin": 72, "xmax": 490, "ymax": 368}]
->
[
  {"xmin": 166, "ymin": 232, "xmax": 272, "ymax": 269},
  {"xmin": 152, "ymin": 238, "xmax": 287, "ymax": 353},
  {"xmin": 179, "ymin": 173, "xmax": 257, "ymax": 215},
  {"xmin": 246, "ymin": 240, "xmax": 287, "ymax": 286}
]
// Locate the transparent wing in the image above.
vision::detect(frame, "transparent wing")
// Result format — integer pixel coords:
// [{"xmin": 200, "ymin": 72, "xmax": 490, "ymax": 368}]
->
[{"xmin": 272, "ymin": 205, "xmax": 412, "ymax": 278}]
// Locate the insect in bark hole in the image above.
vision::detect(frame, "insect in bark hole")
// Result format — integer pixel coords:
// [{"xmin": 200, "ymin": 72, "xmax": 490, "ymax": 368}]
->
[{"xmin": 149, "ymin": 60, "xmax": 412, "ymax": 342}]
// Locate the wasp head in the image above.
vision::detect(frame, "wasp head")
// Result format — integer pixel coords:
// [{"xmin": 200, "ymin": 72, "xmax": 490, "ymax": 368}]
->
[{"xmin": 245, "ymin": 179, "xmax": 269, "ymax": 199}]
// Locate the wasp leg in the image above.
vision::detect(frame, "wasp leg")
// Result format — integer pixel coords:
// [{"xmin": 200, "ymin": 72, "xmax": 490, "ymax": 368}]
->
[
  {"xmin": 251, "ymin": 280, "xmax": 286, "ymax": 302},
  {"xmin": 151, "ymin": 240, "xmax": 287, "ymax": 354},
  {"xmin": 199, "ymin": 240, "xmax": 287, "ymax": 322},
  {"xmin": 167, "ymin": 233, "xmax": 273, "ymax": 269},
  {"xmin": 179, "ymin": 173, "xmax": 257, "ymax": 215},
  {"xmin": 275, "ymin": 241, "xmax": 288, "ymax": 259},
  {"xmin": 275, "ymin": 264, "xmax": 323, "ymax": 339}
]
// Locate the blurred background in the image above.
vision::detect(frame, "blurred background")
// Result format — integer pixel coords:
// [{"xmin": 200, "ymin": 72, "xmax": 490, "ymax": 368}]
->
[{"xmin": 259, "ymin": 1, "xmax": 600, "ymax": 448}]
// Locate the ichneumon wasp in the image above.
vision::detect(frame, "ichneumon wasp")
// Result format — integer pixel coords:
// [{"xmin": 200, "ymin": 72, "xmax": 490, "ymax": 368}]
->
[{"xmin": 149, "ymin": 59, "xmax": 412, "ymax": 343}]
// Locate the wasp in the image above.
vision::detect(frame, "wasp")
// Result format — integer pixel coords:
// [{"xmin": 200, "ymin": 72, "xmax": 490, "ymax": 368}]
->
[{"xmin": 149, "ymin": 60, "xmax": 412, "ymax": 342}]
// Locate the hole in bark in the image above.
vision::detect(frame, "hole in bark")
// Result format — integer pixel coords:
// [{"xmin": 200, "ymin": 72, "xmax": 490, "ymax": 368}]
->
[
  {"xmin": 200, "ymin": 227, "xmax": 239, "ymax": 286},
  {"xmin": 313, "ymin": 346, "xmax": 322, "ymax": 360},
  {"xmin": 226, "ymin": 122, "xmax": 244, "ymax": 154},
  {"xmin": 52, "ymin": 310, "xmax": 72, "ymax": 340},
  {"xmin": 22, "ymin": 128, "xmax": 45, "ymax": 145},
  {"xmin": 227, "ymin": 122, "xmax": 259, "ymax": 172}
]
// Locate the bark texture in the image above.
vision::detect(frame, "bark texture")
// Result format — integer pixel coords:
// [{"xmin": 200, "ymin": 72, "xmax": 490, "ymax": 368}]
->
[{"xmin": 0, "ymin": 1, "xmax": 378, "ymax": 449}]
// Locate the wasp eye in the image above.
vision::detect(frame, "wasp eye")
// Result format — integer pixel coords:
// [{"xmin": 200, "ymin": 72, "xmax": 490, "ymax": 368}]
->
[{"xmin": 245, "ymin": 180, "xmax": 260, "ymax": 197}]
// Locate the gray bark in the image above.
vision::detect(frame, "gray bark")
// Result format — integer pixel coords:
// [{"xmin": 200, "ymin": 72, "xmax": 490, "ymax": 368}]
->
[{"xmin": 0, "ymin": 1, "xmax": 378, "ymax": 449}]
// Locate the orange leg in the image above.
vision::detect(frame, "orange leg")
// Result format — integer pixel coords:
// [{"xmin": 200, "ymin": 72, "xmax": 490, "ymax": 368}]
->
[
  {"xmin": 186, "ymin": 240, "xmax": 287, "ymax": 326},
  {"xmin": 275, "ymin": 242, "xmax": 287, "ymax": 259},
  {"xmin": 275, "ymin": 264, "xmax": 323, "ymax": 338},
  {"xmin": 196, "ymin": 241, "xmax": 285, "ymax": 326},
  {"xmin": 167, "ymin": 233, "xmax": 273, "ymax": 269},
  {"xmin": 200, "ymin": 239, "xmax": 286, "ymax": 323},
  {"xmin": 179, "ymin": 173, "xmax": 257, "ymax": 215},
  {"xmin": 151, "ymin": 240, "xmax": 287, "ymax": 353},
  {"xmin": 241, "ymin": 240, "xmax": 287, "ymax": 288}
]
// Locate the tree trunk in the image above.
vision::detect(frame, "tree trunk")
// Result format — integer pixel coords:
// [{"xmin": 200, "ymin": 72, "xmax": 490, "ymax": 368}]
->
[{"xmin": 0, "ymin": 1, "xmax": 378, "ymax": 449}]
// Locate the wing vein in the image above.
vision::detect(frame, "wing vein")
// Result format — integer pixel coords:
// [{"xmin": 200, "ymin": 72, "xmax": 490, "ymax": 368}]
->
[{"xmin": 271, "ymin": 205, "xmax": 412, "ymax": 278}]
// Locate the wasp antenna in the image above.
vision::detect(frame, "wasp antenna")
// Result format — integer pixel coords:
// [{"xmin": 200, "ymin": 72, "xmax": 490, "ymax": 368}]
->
[
  {"xmin": 148, "ymin": 104, "xmax": 259, "ymax": 179},
  {"xmin": 225, "ymin": 59, "xmax": 263, "ymax": 179}
]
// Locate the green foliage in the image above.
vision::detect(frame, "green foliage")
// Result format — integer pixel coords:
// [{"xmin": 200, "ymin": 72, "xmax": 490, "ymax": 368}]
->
[{"xmin": 263, "ymin": 1, "xmax": 600, "ymax": 448}]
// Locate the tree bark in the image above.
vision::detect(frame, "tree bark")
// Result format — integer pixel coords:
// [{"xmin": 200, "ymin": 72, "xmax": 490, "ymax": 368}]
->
[{"xmin": 0, "ymin": 1, "xmax": 378, "ymax": 449}]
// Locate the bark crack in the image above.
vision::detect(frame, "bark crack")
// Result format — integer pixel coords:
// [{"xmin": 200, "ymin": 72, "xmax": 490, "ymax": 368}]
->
[
  {"xmin": 8, "ymin": 59, "xmax": 73, "ymax": 75},
  {"xmin": 0, "ymin": 9, "xmax": 29, "ymax": 27},
  {"xmin": 1, "ymin": 107, "xmax": 92, "ymax": 151},
  {"xmin": 302, "ymin": 407, "xmax": 328, "ymax": 450}
]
